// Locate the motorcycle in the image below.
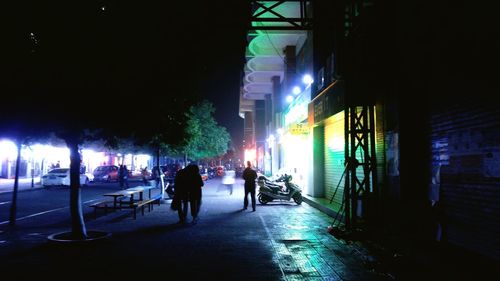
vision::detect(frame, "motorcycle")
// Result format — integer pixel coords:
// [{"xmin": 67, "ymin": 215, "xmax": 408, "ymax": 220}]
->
[{"xmin": 257, "ymin": 174, "xmax": 303, "ymax": 205}]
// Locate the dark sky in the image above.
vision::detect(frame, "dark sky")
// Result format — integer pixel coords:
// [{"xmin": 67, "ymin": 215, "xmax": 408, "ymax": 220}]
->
[{"xmin": 3, "ymin": 2, "xmax": 248, "ymax": 147}]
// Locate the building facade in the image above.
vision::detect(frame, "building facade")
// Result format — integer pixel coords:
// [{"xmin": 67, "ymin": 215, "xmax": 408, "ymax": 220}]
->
[{"xmin": 240, "ymin": 1, "xmax": 499, "ymax": 260}]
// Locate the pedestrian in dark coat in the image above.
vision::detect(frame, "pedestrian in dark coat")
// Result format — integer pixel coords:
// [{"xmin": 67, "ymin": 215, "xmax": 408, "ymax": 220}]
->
[
  {"xmin": 174, "ymin": 167, "xmax": 188, "ymax": 223},
  {"xmin": 118, "ymin": 165, "xmax": 127, "ymax": 189},
  {"xmin": 141, "ymin": 167, "xmax": 150, "ymax": 185},
  {"xmin": 122, "ymin": 165, "xmax": 130, "ymax": 188},
  {"xmin": 242, "ymin": 161, "xmax": 257, "ymax": 211},
  {"xmin": 185, "ymin": 164, "xmax": 204, "ymax": 223}
]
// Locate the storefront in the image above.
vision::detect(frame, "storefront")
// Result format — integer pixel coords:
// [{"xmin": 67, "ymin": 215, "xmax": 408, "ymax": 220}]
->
[
  {"xmin": 280, "ymin": 90, "xmax": 312, "ymax": 194},
  {"xmin": 0, "ymin": 141, "xmax": 70, "ymax": 179},
  {"xmin": 0, "ymin": 139, "xmax": 153, "ymax": 179},
  {"xmin": 280, "ymin": 124, "xmax": 311, "ymax": 194},
  {"xmin": 323, "ymin": 111, "xmax": 345, "ymax": 207},
  {"xmin": 308, "ymin": 80, "xmax": 345, "ymax": 209}
]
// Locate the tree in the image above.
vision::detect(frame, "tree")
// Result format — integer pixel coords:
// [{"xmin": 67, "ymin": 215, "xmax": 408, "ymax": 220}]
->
[
  {"xmin": 182, "ymin": 100, "xmax": 231, "ymax": 163},
  {"xmin": 3, "ymin": 2, "xmax": 222, "ymax": 240},
  {"xmin": 2, "ymin": 3, "xmax": 191, "ymax": 240},
  {"xmin": 130, "ymin": 97, "xmax": 191, "ymax": 195}
]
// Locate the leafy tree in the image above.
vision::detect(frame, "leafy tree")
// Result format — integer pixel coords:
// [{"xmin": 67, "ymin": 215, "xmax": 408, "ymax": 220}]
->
[
  {"xmin": 130, "ymin": 97, "xmax": 192, "ymax": 191},
  {"xmin": 182, "ymin": 100, "xmax": 231, "ymax": 162}
]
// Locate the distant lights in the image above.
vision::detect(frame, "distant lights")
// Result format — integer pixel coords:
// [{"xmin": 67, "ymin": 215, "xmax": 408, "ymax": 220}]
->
[
  {"xmin": 29, "ymin": 32, "xmax": 39, "ymax": 49},
  {"xmin": 0, "ymin": 140, "xmax": 18, "ymax": 159},
  {"xmin": 266, "ymin": 134, "xmax": 275, "ymax": 148},
  {"xmin": 292, "ymin": 86, "xmax": 301, "ymax": 95},
  {"xmin": 286, "ymin": 95, "xmax": 293, "ymax": 103}
]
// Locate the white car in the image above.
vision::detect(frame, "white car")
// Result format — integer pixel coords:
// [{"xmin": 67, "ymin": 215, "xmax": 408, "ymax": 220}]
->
[{"xmin": 41, "ymin": 168, "xmax": 92, "ymax": 187}]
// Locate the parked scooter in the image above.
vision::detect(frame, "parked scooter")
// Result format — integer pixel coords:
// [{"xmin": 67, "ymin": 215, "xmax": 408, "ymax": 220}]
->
[{"xmin": 257, "ymin": 174, "xmax": 303, "ymax": 205}]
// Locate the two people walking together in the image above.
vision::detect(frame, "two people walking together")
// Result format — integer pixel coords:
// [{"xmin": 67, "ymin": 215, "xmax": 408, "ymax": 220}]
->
[
  {"xmin": 172, "ymin": 161, "xmax": 258, "ymax": 225},
  {"xmin": 118, "ymin": 165, "xmax": 129, "ymax": 189},
  {"xmin": 174, "ymin": 164, "xmax": 204, "ymax": 224}
]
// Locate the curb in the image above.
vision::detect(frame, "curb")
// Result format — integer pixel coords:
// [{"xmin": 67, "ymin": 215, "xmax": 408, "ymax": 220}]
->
[
  {"xmin": 0, "ymin": 186, "xmax": 44, "ymax": 194},
  {"xmin": 302, "ymin": 195, "xmax": 341, "ymax": 219}
]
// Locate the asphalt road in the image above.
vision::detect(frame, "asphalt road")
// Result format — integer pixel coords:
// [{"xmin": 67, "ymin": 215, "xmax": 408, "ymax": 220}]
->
[{"xmin": 0, "ymin": 180, "xmax": 146, "ymax": 227}]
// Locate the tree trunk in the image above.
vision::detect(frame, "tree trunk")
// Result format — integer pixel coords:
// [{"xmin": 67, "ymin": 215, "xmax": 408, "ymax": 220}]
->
[
  {"xmin": 9, "ymin": 138, "xmax": 22, "ymax": 226},
  {"xmin": 67, "ymin": 140, "xmax": 87, "ymax": 239},
  {"xmin": 40, "ymin": 158, "xmax": 44, "ymax": 184},
  {"xmin": 156, "ymin": 147, "xmax": 164, "ymax": 198},
  {"xmin": 31, "ymin": 156, "xmax": 35, "ymax": 188}
]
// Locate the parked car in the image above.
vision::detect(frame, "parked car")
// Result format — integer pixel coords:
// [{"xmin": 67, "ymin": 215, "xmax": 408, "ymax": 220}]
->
[
  {"xmin": 41, "ymin": 168, "xmax": 92, "ymax": 187},
  {"xmin": 92, "ymin": 165, "xmax": 119, "ymax": 182}
]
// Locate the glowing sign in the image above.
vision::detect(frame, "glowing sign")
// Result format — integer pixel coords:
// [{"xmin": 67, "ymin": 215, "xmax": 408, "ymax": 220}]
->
[
  {"xmin": 244, "ymin": 148, "xmax": 256, "ymax": 166},
  {"xmin": 284, "ymin": 102, "xmax": 308, "ymax": 126},
  {"xmin": 289, "ymin": 123, "xmax": 309, "ymax": 135}
]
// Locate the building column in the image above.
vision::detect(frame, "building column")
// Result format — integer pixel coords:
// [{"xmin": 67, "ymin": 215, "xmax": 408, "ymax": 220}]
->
[
  {"xmin": 271, "ymin": 76, "xmax": 281, "ymax": 175},
  {"xmin": 283, "ymin": 45, "xmax": 297, "ymax": 104},
  {"xmin": 255, "ymin": 100, "xmax": 266, "ymax": 171}
]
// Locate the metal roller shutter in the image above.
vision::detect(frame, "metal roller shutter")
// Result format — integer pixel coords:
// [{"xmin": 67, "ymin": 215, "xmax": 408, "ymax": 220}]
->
[
  {"xmin": 431, "ymin": 104, "xmax": 500, "ymax": 259},
  {"xmin": 324, "ymin": 111, "xmax": 345, "ymax": 209}
]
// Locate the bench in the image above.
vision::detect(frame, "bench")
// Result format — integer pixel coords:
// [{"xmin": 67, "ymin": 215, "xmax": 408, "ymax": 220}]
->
[
  {"xmin": 131, "ymin": 194, "xmax": 162, "ymax": 219},
  {"xmin": 89, "ymin": 200, "xmax": 116, "ymax": 218}
]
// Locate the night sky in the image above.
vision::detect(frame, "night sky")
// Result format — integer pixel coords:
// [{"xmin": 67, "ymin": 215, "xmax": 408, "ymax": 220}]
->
[{"xmin": 3, "ymin": 2, "xmax": 249, "ymax": 147}]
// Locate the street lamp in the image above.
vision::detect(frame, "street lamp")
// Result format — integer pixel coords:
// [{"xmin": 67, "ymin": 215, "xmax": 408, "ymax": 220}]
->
[{"xmin": 302, "ymin": 74, "xmax": 314, "ymax": 86}]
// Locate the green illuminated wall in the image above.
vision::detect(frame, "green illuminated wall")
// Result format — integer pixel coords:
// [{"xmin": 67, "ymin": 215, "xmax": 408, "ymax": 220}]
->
[{"xmin": 324, "ymin": 112, "xmax": 345, "ymax": 211}]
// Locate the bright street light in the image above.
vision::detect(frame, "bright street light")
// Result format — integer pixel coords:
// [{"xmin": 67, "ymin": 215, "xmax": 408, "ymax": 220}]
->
[{"xmin": 302, "ymin": 74, "xmax": 314, "ymax": 85}]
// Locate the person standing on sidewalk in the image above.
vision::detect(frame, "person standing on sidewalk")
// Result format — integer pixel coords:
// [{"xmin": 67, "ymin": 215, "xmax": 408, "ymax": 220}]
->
[
  {"xmin": 118, "ymin": 165, "xmax": 129, "ymax": 189},
  {"xmin": 242, "ymin": 161, "xmax": 257, "ymax": 212},
  {"xmin": 123, "ymin": 165, "xmax": 130, "ymax": 188},
  {"xmin": 141, "ymin": 166, "xmax": 150, "ymax": 185},
  {"xmin": 118, "ymin": 165, "xmax": 126, "ymax": 189}
]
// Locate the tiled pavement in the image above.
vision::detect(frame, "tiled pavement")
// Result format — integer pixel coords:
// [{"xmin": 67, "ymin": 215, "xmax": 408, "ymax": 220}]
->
[{"xmin": 0, "ymin": 178, "xmax": 496, "ymax": 280}]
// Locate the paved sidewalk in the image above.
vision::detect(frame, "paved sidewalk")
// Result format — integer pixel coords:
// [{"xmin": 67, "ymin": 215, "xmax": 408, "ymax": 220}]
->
[
  {"xmin": 0, "ymin": 178, "xmax": 392, "ymax": 281},
  {"xmin": 0, "ymin": 177, "xmax": 43, "ymax": 194},
  {"xmin": 1, "ymin": 178, "xmax": 496, "ymax": 280}
]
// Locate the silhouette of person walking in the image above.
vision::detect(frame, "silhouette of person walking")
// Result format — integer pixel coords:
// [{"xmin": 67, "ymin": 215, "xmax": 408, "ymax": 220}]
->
[
  {"xmin": 175, "ymin": 164, "xmax": 204, "ymax": 224},
  {"xmin": 242, "ymin": 161, "xmax": 257, "ymax": 211},
  {"xmin": 119, "ymin": 165, "xmax": 129, "ymax": 189},
  {"xmin": 174, "ymin": 167, "xmax": 188, "ymax": 223},
  {"xmin": 141, "ymin": 166, "xmax": 149, "ymax": 185}
]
